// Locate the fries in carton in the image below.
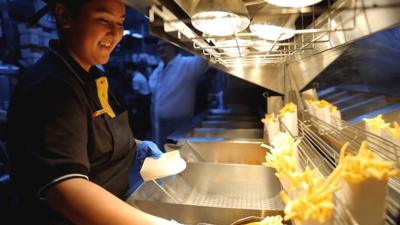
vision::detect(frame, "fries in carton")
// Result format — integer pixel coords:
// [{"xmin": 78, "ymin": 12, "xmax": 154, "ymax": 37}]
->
[
  {"xmin": 363, "ymin": 115, "xmax": 390, "ymax": 144},
  {"xmin": 391, "ymin": 122, "xmax": 400, "ymax": 146},
  {"xmin": 305, "ymin": 100, "xmax": 317, "ymax": 116},
  {"xmin": 279, "ymin": 103, "xmax": 298, "ymax": 136},
  {"xmin": 261, "ymin": 113, "xmax": 280, "ymax": 144},
  {"xmin": 280, "ymin": 165, "xmax": 342, "ymax": 225},
  {"xmin": 314, "ymin": 100, "xmax": 332, "ymax": 125},
  {"xmin": 338, "ymin": 141, "xmax": 400, "ymax": 225},
  {"xmin": 329, "ymin": 106, "xmax": 342, "ymax": 128},
  {"xmin": 384, "ymin": 122, "xmax": 400, "ymax": 146},
  {"xmin": 262, "ymin": 132, "xmax": 302, "ymax": 192},
  {"xmin": 307, "ymin": 100, "xmax": 342, "ymax": 129}
]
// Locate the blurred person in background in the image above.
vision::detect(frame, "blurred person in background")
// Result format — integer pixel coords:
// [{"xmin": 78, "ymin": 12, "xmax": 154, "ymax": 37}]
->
[
  {"xmin": 126, "ymin": 61, "xmax": 151, "ymax": 139},
  {"xmin": 6, "ymin": 0, "xmax": 183, "ymax": 224},
  {"xmin": 149, "ymin": 40, "xmax": 209, "ymax": 151}
]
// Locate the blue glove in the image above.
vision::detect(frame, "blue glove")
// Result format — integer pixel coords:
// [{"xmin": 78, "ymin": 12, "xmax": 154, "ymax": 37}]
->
[{"xmin": 127, "ymin": 141, "xmax": 163, "ymax": 197}]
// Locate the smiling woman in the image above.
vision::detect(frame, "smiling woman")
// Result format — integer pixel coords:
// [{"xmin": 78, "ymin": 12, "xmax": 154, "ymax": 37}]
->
[
  {"xmin": 53, "ymin": 0, "xmax": 125, "ymax": 71},
  {"xmin": 6, "ymin": 0, "xmax": 182, "ymax": 225}
]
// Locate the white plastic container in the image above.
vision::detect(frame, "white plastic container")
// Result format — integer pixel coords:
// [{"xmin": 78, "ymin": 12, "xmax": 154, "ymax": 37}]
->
[
  {"xmin": 338, "ymin": 177, "xmax": 388, "ymax": 225},
  {"xmin": 140, "ymin": 150, "xmax": 187, "ymax": 181}
]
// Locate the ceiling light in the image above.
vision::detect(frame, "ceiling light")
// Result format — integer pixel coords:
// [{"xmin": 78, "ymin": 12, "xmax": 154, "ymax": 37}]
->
[
  {"xmin": 191, "ymin": 0, "xmax": 250, "ymax": 36},
  {"xmin": 250, "ymin": 24, "xmax": 295, "ymax": 41},
  {"xmin": 212, "ymin": 38, "xmax": 251, "ymax": 56},
  {"xmin": 252, "ymin": 39, "xmax": 279, "ymax": 52},
  {"xmin": 265, "ymin": 0, "xmax": 323, "ymax": 8},
  {"xmin": 250, "ymin": 10, "xmax": 297, "ymax": 41}
]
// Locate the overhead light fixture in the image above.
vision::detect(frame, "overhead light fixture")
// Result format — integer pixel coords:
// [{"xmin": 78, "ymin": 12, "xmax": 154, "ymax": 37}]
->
[
  {"xmin": 265, "ymin": 0, "xmax": 323, "ymax": 8},
  {"xmin": 252, "ymin": 39, "xmax": 279, "ymax": 52},
  {"xmin": 212, "ymin": 38, "xmax": 251, "ymax": 56},
  {"xmin": 191, "ymin": 0, "xmax": 250, "ymax": 36},
  {"xmin": 249, "ymin": 7, "xmax": 297, "ymax": 41},
  {"xmin": 250, "ymin": 24, "xmax": 295, "ymax": 41}
]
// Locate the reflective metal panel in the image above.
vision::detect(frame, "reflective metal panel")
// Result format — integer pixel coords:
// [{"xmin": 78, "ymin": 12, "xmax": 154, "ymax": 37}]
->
[
  {"xmin": 128, "ymin": 162, "xmax": 283, "ymax": 210},
  {"xmin": 289, "ymin": 0, "xmax": 400, "ymax": 90},
  {"xmin": 165, "ymin": 140, "xmax": 267, "ymax": 165},
  {"xmin": 127, "ymin": 201, "xmax": 283, "ymax": 225},
  {"xmin": 126, "ymin": 0, "xmax": 400, "ymax": 92},
  {"xmin": 199, "ymin": 120, "xmax": 262, "ymax": 129},
  {"xmin": 186, "ymin": 128, "xmax": 263, "ymax": 139}
]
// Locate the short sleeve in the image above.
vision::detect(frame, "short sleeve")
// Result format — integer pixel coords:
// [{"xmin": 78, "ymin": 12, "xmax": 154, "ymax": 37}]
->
[
  {"xmin": 186, "ymin": 56, "xmax": 209, "ymax": 79},
  {"xmin": 8, "ymin": 78, "xmax": 90, "ymax": 199}
]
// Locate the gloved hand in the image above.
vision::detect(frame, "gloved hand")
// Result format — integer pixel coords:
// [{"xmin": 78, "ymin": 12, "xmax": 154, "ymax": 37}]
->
[
  {"xmin": 136, "ymin": 140, "xmax": 163, "ymax": 164},
  {"xmin": 127, "ymin": 141, "xmax": 163, "ymax": 197}
]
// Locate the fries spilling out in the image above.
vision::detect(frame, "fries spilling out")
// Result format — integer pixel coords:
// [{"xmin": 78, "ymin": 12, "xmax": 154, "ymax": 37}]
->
[
  {"xmin": 262, "ymin": 132, "xmax": 337, "ymax": 224},
  {"xmin": 262, "ymin": 132, "xmax": 301, "ymax": 188},
  {"xmin": 280, "ymin": 166, "xmax": 342, "ymax": 224}
]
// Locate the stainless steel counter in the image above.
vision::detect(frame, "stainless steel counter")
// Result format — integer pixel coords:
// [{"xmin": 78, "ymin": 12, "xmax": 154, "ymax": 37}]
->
[{"xmin": 166, "ymin": 140, "xmax": 266, "ymax": 165}]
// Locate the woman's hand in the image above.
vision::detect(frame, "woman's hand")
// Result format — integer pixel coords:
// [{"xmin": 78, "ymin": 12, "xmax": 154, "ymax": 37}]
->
[
  {"xmin": 136, "ymin": 141, "xmax": 163, "ymax": 164},
  {"xmin": 128, "ymin": 140, "xmax": 163, "ymax": 195}
]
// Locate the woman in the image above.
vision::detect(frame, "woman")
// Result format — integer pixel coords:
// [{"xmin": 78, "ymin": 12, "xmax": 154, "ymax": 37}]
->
[{"xmin": 6, "ymin": 0, "xmax": 181, "ymax": 224}]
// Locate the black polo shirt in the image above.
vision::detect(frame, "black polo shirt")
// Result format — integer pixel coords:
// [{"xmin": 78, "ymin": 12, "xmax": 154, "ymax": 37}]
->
[{"xmin": 6, "ymin": 41, "xmax": 136, "ymax": 224}]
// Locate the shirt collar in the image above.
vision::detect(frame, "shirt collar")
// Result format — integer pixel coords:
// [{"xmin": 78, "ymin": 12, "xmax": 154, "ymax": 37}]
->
[
  {"xmin": 165, "ymin": 53, "xmax": 182, "ymax": 67},
  {"xmin": 48, "ymin": 40, "xmax": 104, "ymax": 84}
]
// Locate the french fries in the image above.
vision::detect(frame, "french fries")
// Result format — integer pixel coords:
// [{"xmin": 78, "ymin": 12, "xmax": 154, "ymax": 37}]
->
[
  {"xmin": 280, "ymin": 166, "xmax": 342, "ymax": 224},
  {"xmin": 244, "ymin": 215, "xmax": 284, "ymax": 225},
  {"xmin": 338, "ymin": 141, "xmax": 400, "ymax": 225},
  {"xmin": 261, "ymin": 113, "xmax": 280, "ymax": 144},
  {"xmin": 363, "ymin": 115, "xmax": 389, "ymax": 133},
  {"xmin": 261, "ymin": 113, "xmax": 278, "ymax": 124},
  {"xmin": 278, "ymin": 102, "xmax": 297, "ymax": 118},
  {"xmin": 262, "ymin": 132, "xmax": 301, "ymax": 182},
  {"xmin": 339, "ymin": 141, "xmax": 400, "ymax": 182},
  {"xmin": 306, "ymin": 100, "xmax": 342, "ymax": 128},
  {"xmin": 391, "ymin": 122, "xmax": 400, "ymax": 138}
]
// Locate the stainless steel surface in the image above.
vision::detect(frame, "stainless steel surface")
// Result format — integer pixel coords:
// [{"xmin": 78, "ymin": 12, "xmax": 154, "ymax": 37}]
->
[
  {"xmin": 128, "ymin": 162, "xmax": 284, "ymax": 210},
  {"xmin": 126, "ymin": 201, "xmax": 283, "ymax": 225},
  {"xmin": 126, "ymin": 0, "xmax": 400, "ymax": 92},
  {"xmin": 209, "ymin": 58, "xmax": 286, "ymax": 94},
  {"xmin": 267, "ymin": 96, "xmax": 283, "ymax": 114},
  {"xmin": 165, "ymin": 140, "xmax": 267, "ymax": 165},
  {"xmin": 289, "ymin": 0, "xmax": 400, "ymax": 90},
  {"xmin": 349, "ymin": 103, "xmax": 400, "ymax": 124},
  {"xmin": 199, "ymin": 120, "xmax": 262, "ymax": 129},
  {"xmin": 187, "ymin": 128, "xmax": 263, "ymax": 139},
  {"xmin": 315, "ymin": 84, "xmax": 400, "ymax": 121},
  {"xmin": 205, "ymin": 115, "xmax": 258, "ymax": 121}
]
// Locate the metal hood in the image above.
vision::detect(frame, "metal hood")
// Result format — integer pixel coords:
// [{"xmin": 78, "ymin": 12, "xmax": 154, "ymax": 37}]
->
[{"xmin": 124, "ymin": 0, "xmax": 400, "ymax": 94}]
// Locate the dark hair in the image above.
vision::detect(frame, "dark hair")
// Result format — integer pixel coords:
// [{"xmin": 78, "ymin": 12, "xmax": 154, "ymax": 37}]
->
[{"xmin": 47, "ymin": 0, "xmax": 88, "ymax": 41}]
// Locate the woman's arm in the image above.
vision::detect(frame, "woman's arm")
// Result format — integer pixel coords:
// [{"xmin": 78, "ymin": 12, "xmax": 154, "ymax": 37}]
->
[{"xmin": 46, "ymin": 178, "xmax": 176, "ymax": 225}]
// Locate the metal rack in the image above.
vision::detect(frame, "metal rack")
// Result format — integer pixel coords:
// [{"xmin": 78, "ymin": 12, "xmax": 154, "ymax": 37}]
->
[
  {"xmin": 277, "ymin": 117, "xmax": 357, "ymax": 225},
  {"xmin": 298, "ymin": 111, "xmax": 400, "ymax": 225},
  {"xmin": 149, "ymin": 0, "xmax": 358, "ymax": 66}
]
